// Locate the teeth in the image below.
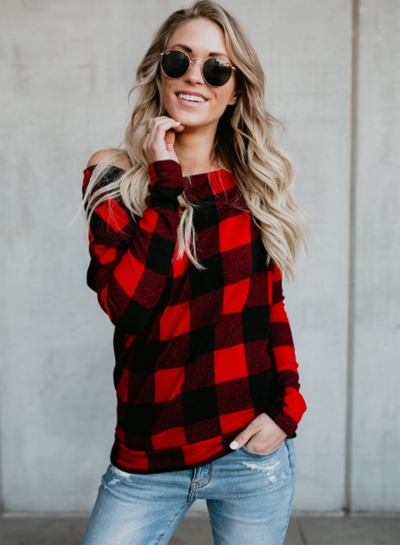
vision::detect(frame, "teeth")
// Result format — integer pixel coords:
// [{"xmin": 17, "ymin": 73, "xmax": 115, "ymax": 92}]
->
[{"xmin": 178, "ymin": 93, "xmax": 206, "ymax": 103}]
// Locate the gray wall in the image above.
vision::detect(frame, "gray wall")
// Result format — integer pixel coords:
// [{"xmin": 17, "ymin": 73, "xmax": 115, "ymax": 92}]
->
[{"xmin": 0, "ymin": 0, "xmax": 398, "ymax": 515}]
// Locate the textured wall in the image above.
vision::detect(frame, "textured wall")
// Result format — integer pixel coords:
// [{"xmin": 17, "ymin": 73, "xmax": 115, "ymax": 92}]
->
[
  {"xmin": 350, "ymin": 0, "xmax": 400, "ymax": 512},
  {"xmin": 0, "ymin": 0, "xmax": 398, "ymax": 514}
]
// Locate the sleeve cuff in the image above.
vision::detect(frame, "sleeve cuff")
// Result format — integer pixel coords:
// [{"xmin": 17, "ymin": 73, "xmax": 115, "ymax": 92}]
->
[
  {"xmin": 263, "ymin": 407, "xmax": 298, "ymax": 438},
  {"xmin": 148, "ymin": 160, "xmax": 184, "ymax": 187}
]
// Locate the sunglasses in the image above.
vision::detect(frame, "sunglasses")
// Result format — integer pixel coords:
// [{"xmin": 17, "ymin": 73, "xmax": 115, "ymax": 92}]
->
[{"xmin": 160, "ymin": 49, "xmax": 236, "ymax": 88}]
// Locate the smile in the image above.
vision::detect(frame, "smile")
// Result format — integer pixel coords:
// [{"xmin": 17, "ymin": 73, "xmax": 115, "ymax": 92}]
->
[{"xmin": 177, "ymin": 93, "xmax": 206, "ymax": 103}]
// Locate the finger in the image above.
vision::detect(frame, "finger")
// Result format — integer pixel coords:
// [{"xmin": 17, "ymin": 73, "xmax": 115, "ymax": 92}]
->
[
  {"xmin": 144, "ymin": 118, "xmax": 155, "ymax": 143},
  {"xmin": 165, "ymin": 129, "xmax": 175, "ymax": 152},
  {"xmin": 148, "ymin": 117, "xmax": 181, "ymax": 132},
  {"xmin": 164, "ymin": 125, "xmax": 184, "ymax": 150},
  {"xmin": 228, "ymin": 419, "xmax": 264, "ymax": 450},
  {"xmin": 155, "ymin": 119, "xmax": 183, "ymax": 132},
  {"xmin": 145, "ymin": 120, "xmax": 181, "ymax": 143},
  {"xmin": 229, "ymin": 436, "xmax": 251, "ymax": 450},
  {"xmin": 150, "ymin": 121, "xmax": 182, "ymax": 149},
  {"xmin": 229, "ymin": 431, "xmax": 255, "ymax": 450}
]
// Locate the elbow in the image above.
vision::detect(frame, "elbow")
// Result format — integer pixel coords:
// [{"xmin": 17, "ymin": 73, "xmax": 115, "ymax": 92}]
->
[
  {"xmin": 104, "ymin": 295, "xmax": 154, "ymax": 336},
  {"xmin": 95, "ymin": 278, "xmax": 157, "ymax": 335}
]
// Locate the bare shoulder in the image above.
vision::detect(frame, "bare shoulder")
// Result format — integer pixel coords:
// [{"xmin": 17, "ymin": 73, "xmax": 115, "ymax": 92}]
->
[{"xmin": 87, "ymin": 149, "xmax": 131, "ymax": 170}]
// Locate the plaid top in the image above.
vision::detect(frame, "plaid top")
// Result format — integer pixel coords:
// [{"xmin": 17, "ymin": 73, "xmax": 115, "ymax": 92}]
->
[{"xmin": 82, "ymin": 160, "xmax": 306, "ymax": 474}]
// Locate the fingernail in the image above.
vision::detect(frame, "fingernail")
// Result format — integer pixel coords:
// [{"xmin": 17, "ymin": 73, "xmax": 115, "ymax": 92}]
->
[{"xmin": 229, "ymin": 440, "xmax": 239, "ymax": 450}]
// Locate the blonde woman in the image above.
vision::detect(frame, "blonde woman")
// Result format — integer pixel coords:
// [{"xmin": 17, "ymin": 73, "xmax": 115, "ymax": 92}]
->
[{"xmin": 80, "ymin": 2, "xmax": 308, "ymax": 544}]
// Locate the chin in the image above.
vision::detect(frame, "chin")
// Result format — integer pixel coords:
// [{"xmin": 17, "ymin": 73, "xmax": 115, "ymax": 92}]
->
[{"xmin": 163, "ymin": 103, "xmax": 210, "ymax": 127}]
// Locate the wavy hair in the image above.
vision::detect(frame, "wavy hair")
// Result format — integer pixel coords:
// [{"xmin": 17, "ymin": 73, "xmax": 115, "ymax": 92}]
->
[{"xmin": 80, "ymin": 0, "xmax": 308, "ymax": 280}]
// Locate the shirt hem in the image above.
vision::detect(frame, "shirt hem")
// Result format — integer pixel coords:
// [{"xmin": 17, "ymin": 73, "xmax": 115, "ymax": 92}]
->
[{"xmin": 109, "ymin": 430, "xmax": 245, "ymax": 474}]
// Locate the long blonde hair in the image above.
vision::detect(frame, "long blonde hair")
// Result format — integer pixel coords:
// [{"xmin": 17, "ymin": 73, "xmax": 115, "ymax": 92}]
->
[{"xmin": 81, "ymin": 0, "xmax": 308, "ymax": 280}]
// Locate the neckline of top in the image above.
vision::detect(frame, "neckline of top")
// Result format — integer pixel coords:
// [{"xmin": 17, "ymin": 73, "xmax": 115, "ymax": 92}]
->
[
  {"xmin": 86, "ymin": 164, "xmax": 231, "ymax": 179},
  {"xmin": 182, "ymin": 169, "xmax": 231, "ymax": 181},
  {"xmin": 86, "ymin": 164, "xmax": 126, "ymax": 172}
]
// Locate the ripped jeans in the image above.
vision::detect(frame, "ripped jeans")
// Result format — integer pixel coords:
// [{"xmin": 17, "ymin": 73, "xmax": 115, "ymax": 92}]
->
[{"xmin": 81, "ymin": 438, "xmax": 295, "ymax": 545}]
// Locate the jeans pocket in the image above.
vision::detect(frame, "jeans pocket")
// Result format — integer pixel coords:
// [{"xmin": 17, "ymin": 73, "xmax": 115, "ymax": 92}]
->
[{"xmin": 240, "ymin": 440, "xmax": 284, "ymax": 458}]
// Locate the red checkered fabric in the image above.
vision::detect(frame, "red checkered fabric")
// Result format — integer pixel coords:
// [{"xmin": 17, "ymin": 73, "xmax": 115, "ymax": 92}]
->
[{"xmin": 82, "ymin": 160, "xmax": 306, "ymax": 474}]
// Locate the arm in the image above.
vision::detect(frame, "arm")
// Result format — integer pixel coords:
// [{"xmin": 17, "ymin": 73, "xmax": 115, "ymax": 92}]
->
[
  {"xmin": 83, "ymin": 159, "xmax": 184, "ymax": 335},
  {"xmin": 263, "ymin": 263, "xmax": 307, "ymax": 437}
]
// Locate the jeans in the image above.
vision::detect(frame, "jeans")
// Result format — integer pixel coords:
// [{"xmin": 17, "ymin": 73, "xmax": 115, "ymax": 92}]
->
[{"xmin": 81, "ymin": 438, "xmax": 295, "ymax": 545}]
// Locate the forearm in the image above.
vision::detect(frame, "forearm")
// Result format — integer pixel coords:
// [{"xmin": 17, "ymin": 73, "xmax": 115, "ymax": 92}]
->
[
  {"xmin": 264, "ymin": 264, "xmax": 307, "ymax": 437},
  {"xmin": 85, "ymin": 160, "xmax": 185, "ymax": 335}
]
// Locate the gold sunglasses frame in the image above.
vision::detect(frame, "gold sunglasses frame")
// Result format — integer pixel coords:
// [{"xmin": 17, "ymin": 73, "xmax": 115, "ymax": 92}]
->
[{"xmin": 159, "ymin": 50, "xmax": 236, "ymax": 87}]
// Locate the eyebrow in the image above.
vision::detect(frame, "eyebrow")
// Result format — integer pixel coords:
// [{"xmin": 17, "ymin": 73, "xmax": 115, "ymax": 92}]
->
[{"xmin": 170, "ymin": 43, "xmax": 229, "ymax": 58}]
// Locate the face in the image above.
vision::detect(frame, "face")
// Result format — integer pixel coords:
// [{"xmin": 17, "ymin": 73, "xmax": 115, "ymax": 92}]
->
[{"xmin": 160, "ymin": 18, "xmax": 237, "ymax": 131}]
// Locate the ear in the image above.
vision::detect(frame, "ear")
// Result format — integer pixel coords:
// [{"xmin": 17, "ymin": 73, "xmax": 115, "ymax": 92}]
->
[{"xmin": 228, "ymin": 91, "xmax": 238, "ymax": 106}]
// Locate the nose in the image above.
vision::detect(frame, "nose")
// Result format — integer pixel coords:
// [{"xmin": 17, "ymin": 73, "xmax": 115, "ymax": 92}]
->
[{"xmin": 183, "ymin": 58, "xmax": 205, "ymax": 85}]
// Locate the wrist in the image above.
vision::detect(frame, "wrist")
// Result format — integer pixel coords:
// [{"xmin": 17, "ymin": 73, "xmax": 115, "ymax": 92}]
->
[{"xmin": 148, "ymin": 160, "xmax": 184, "ymax": 188}]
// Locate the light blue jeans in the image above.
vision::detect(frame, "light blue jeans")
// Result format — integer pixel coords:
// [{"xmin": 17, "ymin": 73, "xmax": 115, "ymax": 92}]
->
[{"xmin": 81, "ymin": 438, "xmax": 295, "ymax": 545}]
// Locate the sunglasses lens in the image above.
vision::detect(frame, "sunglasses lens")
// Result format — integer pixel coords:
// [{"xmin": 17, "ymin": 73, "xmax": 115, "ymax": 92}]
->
[
  {"xmin": 161, "ymin": 50, "xmax": 190, "ymax": 78},
  {"xmin": 203, "ymin": 57, "xmax": 232, "ymax": 87}
]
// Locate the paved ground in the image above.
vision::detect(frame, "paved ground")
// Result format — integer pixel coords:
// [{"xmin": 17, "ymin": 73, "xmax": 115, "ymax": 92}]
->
[{"xmin": 1, "ymin": 514, "xmax": 399, "ymax": 544}]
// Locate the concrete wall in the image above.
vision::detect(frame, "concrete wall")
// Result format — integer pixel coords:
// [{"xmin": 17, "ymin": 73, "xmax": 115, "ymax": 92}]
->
[
  {"xmin": 0, "ymin": 0, "xmax": 398, "ymax": 514},
  {"xmin": 350, "ymin": 0, "xmax": 400, "ymax": 512}
]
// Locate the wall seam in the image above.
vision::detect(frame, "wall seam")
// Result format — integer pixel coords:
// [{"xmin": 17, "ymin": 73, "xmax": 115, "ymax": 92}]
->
[{"xmin": 344, "ymin": 0, "xmax": 360, "ymax": 515}]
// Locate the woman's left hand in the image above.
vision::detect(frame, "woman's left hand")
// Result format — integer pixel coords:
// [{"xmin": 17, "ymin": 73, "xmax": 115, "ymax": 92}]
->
[{"xmin": 229, "ymin": 413, "xmax": 287, "ymax": 454}]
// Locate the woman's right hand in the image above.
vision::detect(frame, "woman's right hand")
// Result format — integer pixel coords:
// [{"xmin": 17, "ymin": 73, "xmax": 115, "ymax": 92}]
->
[{"xmin": 143, "ymin": 116, "xmax": 185, "ymax": 164}]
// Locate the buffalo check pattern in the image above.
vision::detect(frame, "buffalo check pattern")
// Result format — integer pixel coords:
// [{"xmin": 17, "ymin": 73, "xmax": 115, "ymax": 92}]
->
[{"xmin": 82, "ymin": 160, "xmax": 307, "ymax": 474}]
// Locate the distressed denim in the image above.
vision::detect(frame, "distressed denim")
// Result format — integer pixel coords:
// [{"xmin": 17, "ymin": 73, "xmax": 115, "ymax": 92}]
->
[{"xmin": 81, "ymin": 438, "xmax": 295, "ymax": 545}]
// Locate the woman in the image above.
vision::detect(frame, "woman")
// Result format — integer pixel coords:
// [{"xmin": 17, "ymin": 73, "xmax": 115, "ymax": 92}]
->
[{"xmin": 80, "ymin": 2, "xmax": 308, "ymax": 544}]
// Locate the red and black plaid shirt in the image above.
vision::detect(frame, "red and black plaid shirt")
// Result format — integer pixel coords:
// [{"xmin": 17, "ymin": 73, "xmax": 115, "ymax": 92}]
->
[{"xmin": 82, "ymin": 160, "xmax": 306, "ymax": 474}]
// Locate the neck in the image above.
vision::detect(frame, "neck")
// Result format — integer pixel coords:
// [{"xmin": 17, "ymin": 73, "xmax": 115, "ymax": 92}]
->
[{"xmin": 174, "ymin": 125, "xmax": 220, "ymax": 176}]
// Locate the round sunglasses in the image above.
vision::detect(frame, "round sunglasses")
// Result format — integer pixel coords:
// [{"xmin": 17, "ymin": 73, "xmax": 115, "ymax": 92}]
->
[{"xmin": 160, "ymin": 49, "xmax": 236, "ymax": 88}]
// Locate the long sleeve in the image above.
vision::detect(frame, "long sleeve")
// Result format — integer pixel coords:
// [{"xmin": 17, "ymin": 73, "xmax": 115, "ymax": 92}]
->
[
  {"xmin": 264, "ymin": 263, "xmax": 307, "ymax": 437},
  {"xmin": 82, "ymin": 160, "xmax": 184, "ymax": 336}
]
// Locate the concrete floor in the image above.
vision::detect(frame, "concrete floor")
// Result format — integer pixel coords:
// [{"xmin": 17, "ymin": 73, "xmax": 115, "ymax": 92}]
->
[{"xmin": 1, "ymin": 514, "xmax": 399, "ymax": 545}]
